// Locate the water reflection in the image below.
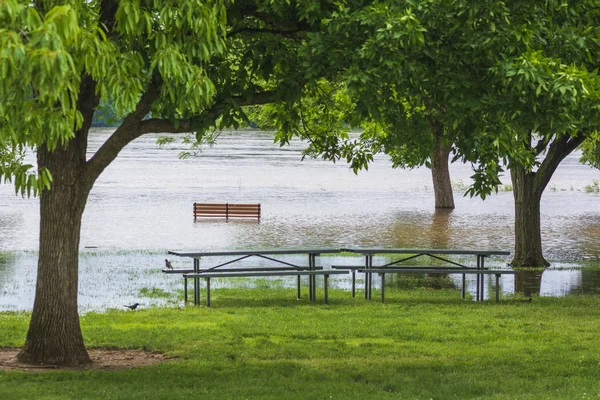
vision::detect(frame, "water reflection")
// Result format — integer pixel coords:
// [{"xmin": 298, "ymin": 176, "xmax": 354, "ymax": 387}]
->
[
  {"xmin": 383, "ymin": 268, "xmax": 600, "ymax": 299},
  {"xmin": 573, "ymin": 269, "xmax": 600, "ymax": 295},
  {"xmin": 0, "ymin": 253, "xmax": 16, "ymax": 288},
  {"xmin": 514, "ymin": 270, "xmax": 543, "ymax": 297},
  {"xmin": 430, "ymin": 209, "xmax": 452, "ymax": 248}
]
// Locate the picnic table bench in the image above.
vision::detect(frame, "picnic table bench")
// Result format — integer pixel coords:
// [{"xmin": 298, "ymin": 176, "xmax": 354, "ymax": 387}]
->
[
  {"xmin": 360, "ymin": 268, "xmax": 516, "ymax": 302},
  {"xmin": 184, "ymin": 269, "xmax": 348, "ymax": 306},
  {"xmin": 164, "ymin": 247, "xmax": 513, "ymax": 305},
  {"xmin": 335, "ymin": 248, "xmax": 512, "ymax": 302},
  {"xmin": 163, "ymin": 267, "xmax": 323, "ymax": 303},
  {"xmin": 194, "ymin": 203, "xmax": 261, "ymax": 221},
  {"xmin": 167, "ymin": 248, "xmax": 341, "ymax": 306}
]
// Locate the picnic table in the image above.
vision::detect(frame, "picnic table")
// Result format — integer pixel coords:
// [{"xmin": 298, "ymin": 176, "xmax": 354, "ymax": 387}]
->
[
  {"xmin": 166, "ymin": 248, "xmax": 343, "ymax": 306},
  {"xmin": 335, "ymin": 248, "xmax": 512, "ymax": 302}
]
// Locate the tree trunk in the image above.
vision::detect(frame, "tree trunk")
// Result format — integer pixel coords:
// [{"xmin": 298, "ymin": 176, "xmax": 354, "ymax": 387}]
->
[
  {"xmin": 17, "ymin": 143, "xmax": 92, "ymax": 365},
  {"xmin": 510, "ymin": 166, "xmax": 549, "ymax": 268},
  {"xmin": 431, "ymin": 125, "xmax": 455, "ymax": 209}
]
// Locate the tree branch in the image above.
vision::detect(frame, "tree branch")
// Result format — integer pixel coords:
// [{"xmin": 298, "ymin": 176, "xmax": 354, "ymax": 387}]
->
[
  {"xmin": 99, "ymin": 0, "xmax": 120, "ymax": 38},
  {"xmin": 137, "ymin": 90, "xmax": 280, "ymax": 133},
  {"xmin": 228, "ymin": 27, "xmax": 309, "ymax": 38},
  {"xmin": 533, "ymin": 133, "xmax": 553, "ymax": 155},
  {"xmin": 534, "ymin": 130, "xmax": 588, "ymax": 193},
  {"xmin": 84, "ymin": 89, "xmax": 278, "ymax": 186},
  {"xmin": 73, "ymin": 0, "xmax": 120, "ymax": 163},
  {"xmin": 83, "ymin": 81, "xmax": 162, "ymax": 187},
  {"xmin": 74, "ymin": 75, "xmax": 100, "ymax": 163}
]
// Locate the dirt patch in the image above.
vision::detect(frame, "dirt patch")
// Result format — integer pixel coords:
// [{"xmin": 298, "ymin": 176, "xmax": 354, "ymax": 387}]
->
[{"xmin": 0, "ymin": 347, "xmax": 172, "ymax": 372}]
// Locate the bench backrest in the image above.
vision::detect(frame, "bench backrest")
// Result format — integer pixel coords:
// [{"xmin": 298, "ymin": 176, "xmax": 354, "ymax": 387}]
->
[{"xmin": 194, "ymin": 203, "xmax": 261, "ymax": 220}]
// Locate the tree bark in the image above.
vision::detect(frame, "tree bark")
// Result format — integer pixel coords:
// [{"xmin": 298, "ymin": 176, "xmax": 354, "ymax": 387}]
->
[
  {"xmin": 509, "ymin": 133, "xmax": 586, "ymax": 268},
  {"xmin": 430, "ymin": 124, "xmax": 455, "ymax": 209},
  {"xmin": 510, "ymin": 166, "xmax": 548, "ymax": 267},
  {"xmin": 17, "ymin": 143, "xmax": 92, "ymax": 365}
]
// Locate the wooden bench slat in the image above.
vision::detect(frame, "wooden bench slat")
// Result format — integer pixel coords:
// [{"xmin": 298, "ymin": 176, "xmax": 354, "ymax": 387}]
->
[
  {"xmin": 195, "ymin": 212, "xmax": 259, "ymax": 216},
  {"xmin": 194, "ymin": 207, "xmax": 260, "ymax": 211},
  {"xmin": 194, "ymin": 203, "xmax": 260, "ymax": 207},
  {"xmin": 194, "ymin": 202, "xmax": 261, "ymax": 220},
  {"xmin": 194, "ymin": 205, "xmax": 260, "ymax": 210}
]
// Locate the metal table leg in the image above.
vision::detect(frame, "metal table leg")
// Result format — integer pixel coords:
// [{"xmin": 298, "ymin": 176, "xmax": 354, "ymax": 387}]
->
[
  {"xmin": 364, "ymin": 255, "xmax": 369, "ymax": 300},
  {"xmin": 206, "ymin": 277, "xmax": 211, "ymax": 307},
  {"xmin": 194, "ymin": 258, "xmax": 200, "ymax": 305},
  {"xmin": 495, "ymin": 274, "xmax": 500, "ymax": 302},
  {"xmin": 184, "ymin": 276, "xmax": 188, "ymax": 303},
  {"xmin": 324, "ymin": 274, "xmax": 329, "ymax": 304},
  {"xmin": 381, "ymin": 273, "xmax": 385, "ymax": 302},
  {"xmin": 368, "ymin": 254, "xmax": 373, "ymax": 300},
  {"xmin": 480, "ymin": 256, "xmax": 486, "ymax": 301},
  {"xmin": 310, "ymin": 254, "xmax": 316, "ymax": 302}
]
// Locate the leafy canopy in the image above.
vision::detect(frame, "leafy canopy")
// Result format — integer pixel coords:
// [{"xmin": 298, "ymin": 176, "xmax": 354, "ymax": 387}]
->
[
  {"xmin": 268, "ymin": 0, "xmax": 600, "ymax": 197},
  {"xmin": 0, "ymin": 0, "xmax": 226, "ymax": 195}
]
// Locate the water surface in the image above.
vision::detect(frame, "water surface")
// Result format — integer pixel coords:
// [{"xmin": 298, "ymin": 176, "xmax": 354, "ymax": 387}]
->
[{"xmin": 1, "ymin": 129, "xmax": 599, "ymax": 311}]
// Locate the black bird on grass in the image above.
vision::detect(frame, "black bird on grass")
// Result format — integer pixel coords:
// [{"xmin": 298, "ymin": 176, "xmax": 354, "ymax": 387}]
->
[
  {"xmin": 165, "ymin": 259, "xmax": 173, "ymax": 270},
  {"xmin": 124, "ymin": 303, "xmax": 140, "ymax": 310}
]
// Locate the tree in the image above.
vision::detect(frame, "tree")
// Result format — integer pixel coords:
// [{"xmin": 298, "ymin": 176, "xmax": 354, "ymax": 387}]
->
[
  {"xmin": 276, "ymin": 1, "xmax": 600, "ymax": 268},
  {"xmin": 0, "ymin": 0, "xmax": 333, "ymax": 365},
  {"xmin": 0, "ymin": 0, "xmax": 228, "ymax": 365},
  {"xmin": 257, "ymin": 1, "xmax": 506, "ymax": 211},
  {"xmin": 474, "ymin": 3, "xmax": 600, "ymax": 267}
]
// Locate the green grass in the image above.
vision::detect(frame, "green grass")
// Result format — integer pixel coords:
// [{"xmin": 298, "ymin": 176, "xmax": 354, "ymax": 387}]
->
[{"xmin": 1, "ymin": 288, "xmax": 600, "ymax": 399}]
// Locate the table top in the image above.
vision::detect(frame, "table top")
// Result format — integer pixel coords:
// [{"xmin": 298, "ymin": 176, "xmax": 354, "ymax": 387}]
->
[
  {"xmin": 341, "ymin": 248, "xmax": 511, "ymax": 256},
  {"xmin": 168, "ymin": 248, "xmax": 342, "ymax": 258},
  {"xmin": 169, "ymin": 248, "xmax": 510, "ymax": 258}
]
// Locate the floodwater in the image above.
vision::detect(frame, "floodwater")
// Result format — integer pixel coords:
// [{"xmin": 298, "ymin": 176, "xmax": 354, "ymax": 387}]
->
[{"xmin": 0, "ymin": 128, "xmax": 599, "ymax": 311}]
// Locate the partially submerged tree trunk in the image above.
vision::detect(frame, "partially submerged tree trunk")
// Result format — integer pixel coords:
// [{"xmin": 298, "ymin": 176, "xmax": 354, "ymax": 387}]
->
[
  {"xmin": 18, "ymin": 143, "xmax": 92, "ymax": 365},
  {"xmin": 509, "ymin": 133, "xmax": 586, "ymax": 268},
  {"xmin": 511, "ymin": 166, "xmax": 548, "ymax": 267},
  {"xmin": 430, "ymin": 123, "xmax": 455, "ymax": 209}
]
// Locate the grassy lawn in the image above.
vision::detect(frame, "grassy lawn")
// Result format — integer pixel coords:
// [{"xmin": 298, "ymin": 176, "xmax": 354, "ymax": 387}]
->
[{"xmin": 1, "ymin": 286, "xmax": 599, "ymax": 400}]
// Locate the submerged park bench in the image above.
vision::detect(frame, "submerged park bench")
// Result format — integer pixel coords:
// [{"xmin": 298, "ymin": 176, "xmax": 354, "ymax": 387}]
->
[{"xmin": 193, "ymin": 203, "xmax": 261, "ymax": 221}]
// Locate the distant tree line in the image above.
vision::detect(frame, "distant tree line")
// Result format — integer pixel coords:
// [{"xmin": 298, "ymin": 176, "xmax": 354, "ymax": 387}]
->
[{"xmin": 91, "ymin": 99, "xmax": 121, "ymax": 127}]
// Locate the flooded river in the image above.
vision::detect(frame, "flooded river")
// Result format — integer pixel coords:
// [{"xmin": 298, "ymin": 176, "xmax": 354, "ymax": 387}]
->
[{"xmin": 0, "ymin": 129, "xmax": 599, "ymax": 311}]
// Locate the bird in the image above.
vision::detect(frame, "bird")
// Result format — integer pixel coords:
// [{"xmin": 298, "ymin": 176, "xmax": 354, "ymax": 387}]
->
[
  {"xmin": 165, "ymin": 259, "xmax": 173, "ymax": 270},
  {"xmin": 124, "ymin": 303, "xmax": 140, "ymax": 310}
]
